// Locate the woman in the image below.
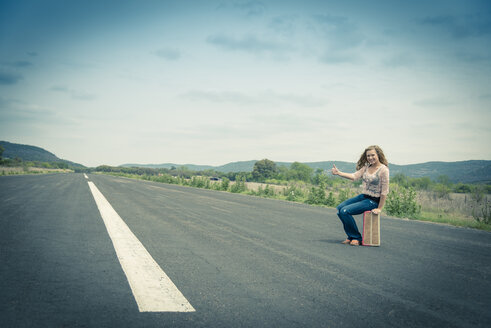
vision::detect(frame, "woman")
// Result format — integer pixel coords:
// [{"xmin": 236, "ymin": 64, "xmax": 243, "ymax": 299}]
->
[{"xmin": 331, "ymin": 145, "xmax": 389, "ymax": 246}]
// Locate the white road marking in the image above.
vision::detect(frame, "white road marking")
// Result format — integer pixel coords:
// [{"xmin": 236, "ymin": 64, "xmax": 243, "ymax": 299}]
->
[
  {"xmin": 84, "ymin": 174, "xmax": 88, "ymax": 179},
  {"xmin": 87, "ymin": 181, "xmax": 195, "ymax": 312}
]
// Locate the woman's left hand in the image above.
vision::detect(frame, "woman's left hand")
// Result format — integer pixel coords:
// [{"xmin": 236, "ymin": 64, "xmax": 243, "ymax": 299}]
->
[{"xmin": 372, "ymin": 208, "xmax": 381, "ymax": 215}]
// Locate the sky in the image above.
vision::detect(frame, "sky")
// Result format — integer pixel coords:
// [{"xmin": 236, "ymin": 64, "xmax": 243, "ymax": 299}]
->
[{"xmin": 1, "ymin": 0, "xmax": 490, "ymax": 167}]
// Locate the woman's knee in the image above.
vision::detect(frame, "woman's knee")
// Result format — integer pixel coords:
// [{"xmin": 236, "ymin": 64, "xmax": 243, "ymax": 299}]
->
[{"xmin": 339, "ymin": 207, "xmax": 349, "ymax": 215}]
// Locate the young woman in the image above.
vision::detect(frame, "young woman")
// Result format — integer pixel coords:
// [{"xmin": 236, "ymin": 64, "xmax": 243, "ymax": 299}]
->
[{"xmin": 331, "ymin": 145, "xmax": 389, "ymax": 246}]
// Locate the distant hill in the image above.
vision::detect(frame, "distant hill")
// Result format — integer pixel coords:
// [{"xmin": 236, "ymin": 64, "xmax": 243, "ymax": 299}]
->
[
  {"xmin": 389, "ymin": 161, "xmax": 491, "ymax": 184},
  {"xmin": 121, "ymin": 160, "xmax": 358, "ymax": 173},
  {"xmin": 122, "ymin": 160, "xmax": 491, "ymax": 184},
  {"xmin": 4, "ymin": 140, "xmax": 488, "ymax": 183},
  {"xmin": 298, "ymin": 160, "xmax": 491, "ymax": 184},
  {"xmin": 0, "ymin": 141, "xmax": 84, "ymax": 168},
  {"xmin": 122, "ymin": 163, "xmax": 217, "ymax": 171}
]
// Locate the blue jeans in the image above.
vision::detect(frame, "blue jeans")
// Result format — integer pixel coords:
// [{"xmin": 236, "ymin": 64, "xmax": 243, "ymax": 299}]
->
[{"xmin": 336, "ymin": 194, "xmax": 379, "ymax": 241}]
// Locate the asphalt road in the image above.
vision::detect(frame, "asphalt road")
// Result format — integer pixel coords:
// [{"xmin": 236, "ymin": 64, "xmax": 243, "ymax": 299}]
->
[{"xmin": 1, "ymin": 173, "xmax": 490, "ymax": 328}]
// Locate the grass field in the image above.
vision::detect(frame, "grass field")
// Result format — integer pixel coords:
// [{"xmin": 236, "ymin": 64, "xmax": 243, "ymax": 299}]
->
[
  {"xmin": 0, "ymin": 166, "xmax": 73, "ymax": 175},
  {"xmin": 242, "ymin": 181, "xmax": 491, "ymax": 231},
  {"xmin": 93, "ymin": 172, "xmax": 491, "ymax": 232}
]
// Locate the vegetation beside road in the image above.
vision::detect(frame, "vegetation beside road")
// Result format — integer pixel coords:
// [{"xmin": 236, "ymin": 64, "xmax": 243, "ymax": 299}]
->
[
  {"xmin": 0, "ymin": 166, "xmax": 73, "ymax": 175},
  {"xmin": 0, "ymin": 158, "xmax": 78, "ymax": 175},
  {"xmin": 2, "ymin": 141, "xmax": 489, "ymax": 230},
  {"xmin": 94, "ymin": 160, "xmax": 491, "ymax": 231},
  {"xmin": 0, "ymin": 145, "xmax": 81, "ymax": 175}
]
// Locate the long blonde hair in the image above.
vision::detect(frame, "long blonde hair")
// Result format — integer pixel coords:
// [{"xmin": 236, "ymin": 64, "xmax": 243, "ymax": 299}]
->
[{"xmin": 356, "ymin": 145, "xmax": 389, "ymax": 170}]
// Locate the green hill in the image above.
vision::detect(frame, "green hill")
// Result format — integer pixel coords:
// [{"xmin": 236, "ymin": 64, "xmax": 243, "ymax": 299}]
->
[
  {"xmin": 121, "ymin": 160, "xmax": 491, "ymax": 184},
  {"xmin": 0, "ymin": 141, "xmax": 84, "ymax": 168},
  {"xmin": 3, "ymin": 140, "xmax": 488, "ymax": 183}
]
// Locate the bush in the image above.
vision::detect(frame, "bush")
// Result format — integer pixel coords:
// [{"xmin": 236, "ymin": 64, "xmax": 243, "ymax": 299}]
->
[
  {"xmin": 432, "ymin": 183, "xmax": 451, "ymax": 199},
  {"xmin": 392, "ymin": 173, "xmax": 409, "ymax": 188},
  {"xmin": 326, "ymin": 192, "xmax": 337, "ymax": 207},
  {"xmin": 284, "ymin": 184, "xmax": 304, "ymax": 201},
  {"xmin": 220, "ymin": 178, "xmax": 230, "ymax": 191},
  {"xmin": 412, "ymin": 177, "xmax": 432, "ymax": 190},
  {"xmin": 190, "ymin": 176, "xmax": 209, "ymax": 188},
  {"xmin": 305, "ymin": 183, "xmax": 327, "ymax": 205},
  {"xmin": 471, "ymin": 185, "xmax": 486, "ymax": 203},
  {"xmin": 230, "ymin": 175, "xmax": 247, "ymax": 193},
  {"xmin": 385, "ymin": 185, "xmax": 421, "ymax": 218},
  {"xmin": 472, "ymin": 201, "xmax": 491, "ymax": 225},
  {"xmin": 312, "ymin": 171, "xmax": 329, "ymax": 186},
  {"xmin": 254, "ymin": 185, "xmax": 276, "ymax": 198},
  {"xmin": 154, "ymin": 174, "xmax": 177, "ymax": 184},
  {"xmin": 337, "ymin": 188, "xmax": 353, "ymax": 204},
  {"xmin": 453, "ymin": 183, "xmax": 472, "ymax": 194}
]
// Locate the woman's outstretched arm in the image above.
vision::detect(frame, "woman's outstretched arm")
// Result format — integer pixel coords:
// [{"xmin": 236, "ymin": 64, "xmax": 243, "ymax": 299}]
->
[{"xmin": 331, "ymin": 164, "xmax": 355, "ymax": 181}]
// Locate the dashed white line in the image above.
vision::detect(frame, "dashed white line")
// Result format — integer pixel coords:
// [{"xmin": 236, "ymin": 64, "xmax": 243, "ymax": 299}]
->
[
  {"xmin": 87, "ymin": 181, "xmax": 195, "ymax": 312},
  {"xmin": 84, "ymin": 174, "xmax": 88, "ymax": 179}
]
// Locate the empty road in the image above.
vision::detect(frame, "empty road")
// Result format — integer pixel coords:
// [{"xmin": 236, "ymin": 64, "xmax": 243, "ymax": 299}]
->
[{"xmin": 1, "ymin": 173, "xmax": 490, "ymax": 327}]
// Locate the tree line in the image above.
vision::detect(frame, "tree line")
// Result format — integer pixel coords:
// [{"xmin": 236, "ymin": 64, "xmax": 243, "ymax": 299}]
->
[
  {"xmin": 94, "ymin": 160, "xmax": 490, "ymax": 227},
  {"xmin": 94, "ymin": 159, "xmax": 490, "ymax": 195}
]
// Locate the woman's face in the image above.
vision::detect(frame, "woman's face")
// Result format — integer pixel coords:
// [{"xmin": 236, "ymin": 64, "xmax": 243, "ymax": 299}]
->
[{"xmin": 366, "ymin": 149, "xmax": 379, "ymax": 165}]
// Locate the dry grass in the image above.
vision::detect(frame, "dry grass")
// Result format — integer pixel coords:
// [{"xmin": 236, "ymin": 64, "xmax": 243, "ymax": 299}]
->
[
  {"xmin": 101, "ymin": 172, "xmax": 491, "ymax": 230},
  {"xmin": 417, "ymin": 191, "xmax": 490, "ymax": 219},
  {"xmin": 0, "ymin": 166, "xmax": 73, "ymax": 175},
  {"xmin": 246, "ymin": 181, "xmax": 490, "ymax": 229},
  {"xmin": 245, "ymin": 182, "xmax": 288, "ymax": 193}
]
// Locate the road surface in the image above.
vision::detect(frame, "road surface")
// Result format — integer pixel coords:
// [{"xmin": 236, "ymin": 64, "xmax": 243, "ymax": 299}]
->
[{"xmin": 1, "ymin": 173, "xmax": 490, "ymax": 327}]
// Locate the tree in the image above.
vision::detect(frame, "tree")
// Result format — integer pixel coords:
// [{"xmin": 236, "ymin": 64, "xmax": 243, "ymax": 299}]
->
[
  {"xmin": 392, "ymin": 173, "xmax": 409, "ymax": 188},
  {"xmin": 436, "ymin": 175, "xmax": 451, "ymax": 186},
  {"xmin": 252, "ymin": 159, "xmax": 278, "ymax": 181},
  {"xmin": 313, "ymin": 169, "xmax": 331, "ymax": 186},
  {"xmin": 412, "ymin": 177, "xmax": 431, "ymax": 190},
  {"xmin": 289, "ymin": 162, "xmax": 313, "ymax": 182},
  {"xmin": 0, "ymin": 145, "xmax": 3, "ymax": 161}
]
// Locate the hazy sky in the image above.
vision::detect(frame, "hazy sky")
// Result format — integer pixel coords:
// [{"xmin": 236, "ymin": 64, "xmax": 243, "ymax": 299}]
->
[{"xmin": 1, "ymin": 0, "xmax": 490, "ymax": 167}]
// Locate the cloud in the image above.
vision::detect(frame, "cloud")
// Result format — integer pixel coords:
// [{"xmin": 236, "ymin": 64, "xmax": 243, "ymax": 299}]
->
[
  {"xmin": 50, "ymin": 85, "xmax": 96, "ymax": 101},
  {"xmin": 249, "ymin": 112, "xmax": 335, "ymax": 133},
  {"xmin": 155, "ymin": 47, "xmax": 181, "ymax": 60},
  {"xmin": 313, "ymin": 14, "xmax": 365, "ymax": 65},
  {"xmin": 181, "ymin": 90, "xmax": 326, "ymax": 108},
  {"xmin": 314, "ymin": 14, "xmax": 365, "ymax": 50},
  {"xmin": 7, "ymin": 61, "xmax": 33, "ymax": 68},
  {"xmin": 207, "ymin": 34, "xmax": 294, "ymax": 56},
  {"xmin": 0, "ymin": 98, "xmax": 60, "ymax": 125},
  {"xmin": 51, "ymin": 86, "xmax": 70, "ymax": 93},
  {"xmin": 413, "ymin": 98, "xmax": 455, "ymax": 108},
  {"xmin": 0, "ymin": 107, "xmax": 56, "ymax": 124},
  {"xmin": 0, "ymin": 96, "xmax": 12, "ymax": 107},
  {"xmin": 320, "ymin": 53, "xmax": 361, "ymax": 64},
  {"xmin": 216, "ymin": 1, "xmax": 265, "ymax": 17},
  {"xmin": 382, "ymin": 52, "xmax": 415, "ymax": 68},
  {"xmin": 233, "ymin": 1, "xmax": 265, "ymax": 16},
  {"xmin": 419, "ymin": 14, "xmax": 491, "ymax": 39},
  {"xmin": 269, "ymin": 15, "xmax": 298, "ymax": 36},
  {"xmin": 181, "ymin": 90, "xmax": 258, "ymax": 105},
  {"xmin": 0, "ymin": 71, "xmax": 23, "ymax": 85},
  {"xmin": 455, "ymin": 51, "xmax": 491, "ymax": 63},
  {"xmin": 0, "ymin": 61, "xmax": 33, "ymax": 86},
  {"xmin": 27, "ymin": 52, "xmax": 38, "ymax": 57}
]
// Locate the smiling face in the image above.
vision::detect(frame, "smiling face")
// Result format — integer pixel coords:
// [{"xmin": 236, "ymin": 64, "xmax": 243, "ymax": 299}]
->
[{"xmin": 366, "ymin": 149, "xmax": 380, "ymax": 166}]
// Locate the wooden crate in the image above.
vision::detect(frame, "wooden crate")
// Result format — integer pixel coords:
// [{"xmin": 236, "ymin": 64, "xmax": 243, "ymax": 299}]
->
[{"xmin": 362, "ymin": 211, "xmax": 380, "ymax": 246}]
